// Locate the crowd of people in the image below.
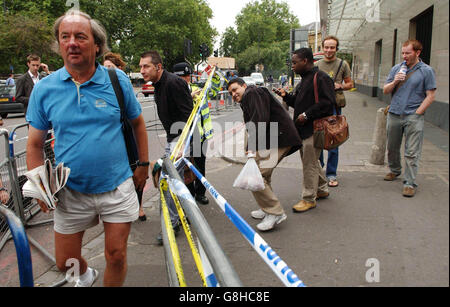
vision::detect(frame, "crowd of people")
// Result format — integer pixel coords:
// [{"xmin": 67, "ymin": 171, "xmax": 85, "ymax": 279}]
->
[
  {"xmin": 227, "ymin": 35, "xmax": 436, "ymax": 232},
  {"xmin": 1, "ymin": 8, "xmax": 436, "ymax": 287}
]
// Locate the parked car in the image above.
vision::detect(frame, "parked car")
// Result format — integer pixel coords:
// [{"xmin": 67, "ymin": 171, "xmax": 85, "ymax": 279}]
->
[
  {"xmin": 250, "ymin": 72, "xmax": 264, "ymax": 86},
  {"xmin": 242, "ymin": 76, "xmax": 256, "ymax": 86},
  {"xmin": 0, "ymin": 85, "xmax": 24, "ymax": 118},
  {"xmin": 141, "ymin": 81, "xmax": 155, "ymax": 97}
]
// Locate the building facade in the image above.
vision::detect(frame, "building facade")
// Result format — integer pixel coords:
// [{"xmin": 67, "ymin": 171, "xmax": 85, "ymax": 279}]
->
[{"xmin": 320, "ymin": 0, "xmax": 449, "ymax": 131}]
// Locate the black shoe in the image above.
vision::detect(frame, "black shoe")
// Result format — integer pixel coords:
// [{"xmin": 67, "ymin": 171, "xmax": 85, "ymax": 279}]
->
[
  {"xmin": 195, "ymin": 195, "xmax": 209, "ymax": 205},
  {"xmin": 156, "ymin": 222, "xmax": 181, "ymax": 245}
]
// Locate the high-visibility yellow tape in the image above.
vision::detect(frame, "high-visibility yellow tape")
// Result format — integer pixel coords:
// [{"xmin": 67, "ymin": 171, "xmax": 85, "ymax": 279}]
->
[
  {"xmin": 159, "ymin": 180, "xmax": 186, "ymax": 287},
  {"xmin": 170, "ymin": 66, "xmax": 217, "ymax": 162},
  {"xmin": 168, "ymin": 188, "xmax": 207, "ymax": 287}
]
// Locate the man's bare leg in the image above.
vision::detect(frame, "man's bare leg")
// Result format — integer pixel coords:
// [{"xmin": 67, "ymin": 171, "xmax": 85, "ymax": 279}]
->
[
  {"xmin": 54, "ymin": 231, "xmax": 87, "ymax": 276},
  {"xmin": 103, "ymin": 222, "xmax": 131, "ymax": 287}
]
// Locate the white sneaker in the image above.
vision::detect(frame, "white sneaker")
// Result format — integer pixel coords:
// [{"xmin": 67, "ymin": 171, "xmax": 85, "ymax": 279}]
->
[
  {"xmin": 256, "ymin": 213, "xmax": 287, "ymax": 231},
  {"xmin": 74, "ymin": 268, "xmax": 99, "ymax": 287},
  {"xmin": 251, "ymin": 209, "xmax": 266, "ymax": 219}
]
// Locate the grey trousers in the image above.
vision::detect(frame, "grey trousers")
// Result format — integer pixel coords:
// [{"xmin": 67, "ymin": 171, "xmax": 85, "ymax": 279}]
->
[{"xmin": 386, "ymin": 113, "xmax": 425, "ymax": 187}]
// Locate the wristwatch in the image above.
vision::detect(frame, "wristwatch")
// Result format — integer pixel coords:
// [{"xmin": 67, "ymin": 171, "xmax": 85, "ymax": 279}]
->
[
  {"xmin": 137, "ymin": 161, "xmax": 150, "ymax": 167},
  {"xmin": 0, "ymin": 187, "xmax": 7, "ymax": 192}
]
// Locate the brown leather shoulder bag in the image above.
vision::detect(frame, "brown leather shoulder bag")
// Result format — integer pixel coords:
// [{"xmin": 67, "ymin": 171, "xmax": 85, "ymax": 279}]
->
[{"xmin": 312, "ymin": 73, "xmax": 350, "ymax": 150}]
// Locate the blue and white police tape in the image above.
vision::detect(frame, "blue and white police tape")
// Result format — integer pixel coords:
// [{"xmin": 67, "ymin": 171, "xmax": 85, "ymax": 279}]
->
[
  {"xmin": 183, "ymin": 158, "xmax": 305, "ymax": 287},
  {"xmin": 197, "ymin": 238, "xmax": 220, "ymax": 287},
  {"xmin": 166, "ymin": 176, "xmax": 220, "ymax": 287}
]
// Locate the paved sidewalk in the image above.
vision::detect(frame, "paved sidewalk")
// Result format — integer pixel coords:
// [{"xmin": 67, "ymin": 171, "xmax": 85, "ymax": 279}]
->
[
  {"xmin": 1, "ymin": 90, "xmax": 448, "ymax": 287},
  {"xmin": 218, "ymin": 91, "xmax": 449, "ymax": 181}
]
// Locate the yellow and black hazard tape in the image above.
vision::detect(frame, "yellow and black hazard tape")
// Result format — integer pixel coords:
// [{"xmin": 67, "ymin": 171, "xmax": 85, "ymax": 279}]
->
[
  {"xmin": 159, "ymin": 179, "xmax": 186, "ymax": 286},
  {"xmin": 168, "ymin": 188, "xmax": 207, "ymax": 287}
]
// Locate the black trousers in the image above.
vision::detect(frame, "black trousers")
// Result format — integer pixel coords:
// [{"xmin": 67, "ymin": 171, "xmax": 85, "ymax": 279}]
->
[
  {"xmin": 187, "ymin": 140, "xmax": 207, "ymax": 197},
  {"xmin": 193, "ymin": 154, "xmax": 206, "ymax": 196}
]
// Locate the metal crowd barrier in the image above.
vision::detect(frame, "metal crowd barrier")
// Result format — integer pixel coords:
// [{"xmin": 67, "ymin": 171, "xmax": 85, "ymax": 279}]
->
[
  {"xmin": 209, "ymin": 91, "xmax": 239, "ymax": 116},
  {"xmin": 183, "ymin": 158, "xmax": 305, "ymax": 287},
  {"xmin": 161, "ymin": 158, "xmax": 242, "ymax": 287},
  {"xmin": 136, "ymin": 93, "xmax": 164, "ymax": 132},
  {"xmin": 0, "ymin": 205, "xmax": 33, "ymax": 287},
  {"xmin": 266, "ymin": 82, "xmax": 281, "ymax": 91},
  {"xmin": 0, "ymin": 126, "xmax": 67, "ymax": 287}
]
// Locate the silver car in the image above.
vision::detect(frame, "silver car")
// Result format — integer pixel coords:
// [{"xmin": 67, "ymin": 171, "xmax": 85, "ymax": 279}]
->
[
  {"xmin": 243, "ymin": 76, "xmax": 256, "ymax": 86},
  {"xmin": 250, "ymin": 72, "xmax": 264, "ymax": 86}
]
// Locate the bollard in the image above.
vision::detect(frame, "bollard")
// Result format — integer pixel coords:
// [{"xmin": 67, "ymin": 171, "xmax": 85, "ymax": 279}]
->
[{"xmin": 370, "ymin": 108, "xmax": 388, "ymax": 165}]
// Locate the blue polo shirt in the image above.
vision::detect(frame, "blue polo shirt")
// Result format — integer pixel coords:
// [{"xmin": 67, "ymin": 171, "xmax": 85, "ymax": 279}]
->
[
  {"xmin": 385, "ymin": 61, "xmax": 436, "ymax": 115},
  {"xmin": 26, "ymin": 64, "xmax": 142, "ymax": 194}
]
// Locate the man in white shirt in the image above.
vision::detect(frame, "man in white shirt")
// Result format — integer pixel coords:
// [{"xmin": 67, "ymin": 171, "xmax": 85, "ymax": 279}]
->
[
  {"xmin": 15, "ymin": 54, "xmax": 50, "ymax": 112},
  {"xmin": 5, "ymin": 74, "xmax": 15, "ymax": 86}
]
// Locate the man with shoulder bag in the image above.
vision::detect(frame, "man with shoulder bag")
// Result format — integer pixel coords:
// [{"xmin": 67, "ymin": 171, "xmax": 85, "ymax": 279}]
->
[
  {"xmin": 26, "ymin": 10, "xmax": 149, "ymax": 287},
  {"xmin": 316, "ymin": 36, "xmax": 353, "ymax": 188},
  {"xmin": 274, "ymin": 48, "xmax": 334, "ymax": 213}
]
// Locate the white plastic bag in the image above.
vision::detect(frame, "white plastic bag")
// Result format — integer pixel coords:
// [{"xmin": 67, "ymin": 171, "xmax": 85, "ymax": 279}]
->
[{"xmin": 232, "ymin": 158, "xmax": 265, "ymax": 191}]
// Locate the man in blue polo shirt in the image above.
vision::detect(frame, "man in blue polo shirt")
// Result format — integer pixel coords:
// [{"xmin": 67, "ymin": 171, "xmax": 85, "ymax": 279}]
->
[
  {"xmin": 26, "ymin": 10, "xmax": 149, "ymax": 287},
  {"xmin": 383, "ymin": 39, "xmax": 437, "ymax": 197}
]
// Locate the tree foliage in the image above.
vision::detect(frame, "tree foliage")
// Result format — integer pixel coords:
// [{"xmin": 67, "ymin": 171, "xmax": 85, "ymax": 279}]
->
[
  {"xmin": 219, "ymin": 0, "xmax": 299, "ymax": 77},
  {"xmin": 0, "ymin": 0, "xmax": 216, "ymax": 74}
]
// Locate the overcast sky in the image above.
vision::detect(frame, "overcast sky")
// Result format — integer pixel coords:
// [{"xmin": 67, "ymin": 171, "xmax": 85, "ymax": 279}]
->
[{"xmin": 208, "ymin": 0, "xmax": 320, "ymax": 47}]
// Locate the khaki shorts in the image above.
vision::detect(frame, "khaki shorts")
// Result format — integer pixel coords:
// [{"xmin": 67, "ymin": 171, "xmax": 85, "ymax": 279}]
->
[{"xmin": 54, "ymin": 177, "xmax": 139, "ymax": 234}]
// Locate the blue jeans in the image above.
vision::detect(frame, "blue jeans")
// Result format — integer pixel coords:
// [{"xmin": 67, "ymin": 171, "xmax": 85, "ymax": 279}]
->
[
  {"xmin": 386, "ymin": 113, "xmax": 424, "ymax": 188},
  {"xmin": 319, "ymin": 148, "xmax": 339, "ymax": 179},
  {"xmin": 319, "ymin": 107, "xmax": 341, "ymax": 180}
]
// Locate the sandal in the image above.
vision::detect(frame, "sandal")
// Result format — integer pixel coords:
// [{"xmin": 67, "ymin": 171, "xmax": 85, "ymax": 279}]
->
[{"xmin": 328, "ymin": 179, "xmax": 339, "ymax": 187}]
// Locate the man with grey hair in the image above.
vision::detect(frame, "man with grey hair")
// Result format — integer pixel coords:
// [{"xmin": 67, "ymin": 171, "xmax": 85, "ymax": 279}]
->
[{"xmin": 26, "ymin": 10, "xmax": 149, "ymax": 287}]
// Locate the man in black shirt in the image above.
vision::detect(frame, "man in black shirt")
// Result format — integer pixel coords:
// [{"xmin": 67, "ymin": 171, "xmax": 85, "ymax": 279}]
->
[
  {"xmin": 140, "ymin": 51, "xmax": 193, "ymax": 142},
  {"xmin": 139, "ymin": 51, "xmax": 193, "ymax": 244},
  {"xmin": 274, "ymin": 48, "xmax": 335, "ymax": 213}
]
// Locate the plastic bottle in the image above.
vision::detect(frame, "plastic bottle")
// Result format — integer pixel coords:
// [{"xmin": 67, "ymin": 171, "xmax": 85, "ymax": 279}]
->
[{"xmin": 399, "ymin": 61, "xmax": 407, "ymax": 75}]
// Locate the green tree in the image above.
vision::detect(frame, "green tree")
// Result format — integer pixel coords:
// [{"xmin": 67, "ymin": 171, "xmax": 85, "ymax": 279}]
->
[
  {"xmin": 0, "ymin": 0, "xmax": 100, "ymax": 73},
  {"xmin": 220, "ymin": 27, "xmax": 238, "ymax": 57},
  {"xmin": 219, "ymin": 0, "xmax": 299, "ymax": 76},
  {"xmin": 0, "ymin": 12, "xmax": 57, "ymax": 73},
  {"xmin": 91, "ymin": 0, "xmax": 217, "ymax": 71},
  {"xmin": 0, "ymin": 0, "xmax": 217, "ymax": 74}
]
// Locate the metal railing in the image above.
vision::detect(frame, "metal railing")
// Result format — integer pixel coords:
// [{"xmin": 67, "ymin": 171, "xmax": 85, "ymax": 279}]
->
[
  {"xmin": 0, "ymin": 126, "xmax": 67, "ymax": 287},
  {"xmin": 136, "ymin": 93, "xmax": 164, "ymax": 132},
  {"xmin": 183, "ymin": 158, "xmax": 305, "ymax": 287},
  {"xmin": 208, "ymin": 91, "xmax": 239, "ymax": 115},
  {"xmin": 161, "ymin": 158, "xmax": 242, "ymax": 287},
  {"xmin": 0, "ymin": 205, "xmax": 33, "ymax": 287}
]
